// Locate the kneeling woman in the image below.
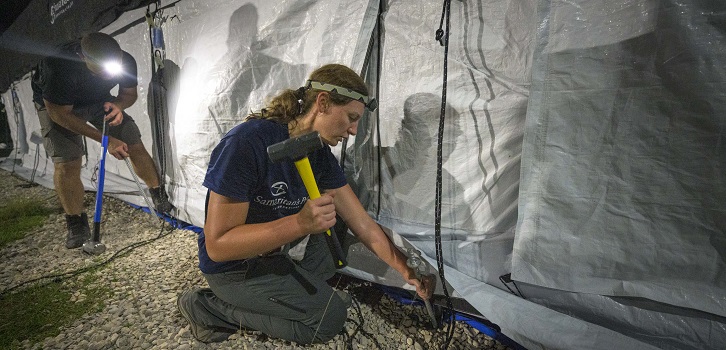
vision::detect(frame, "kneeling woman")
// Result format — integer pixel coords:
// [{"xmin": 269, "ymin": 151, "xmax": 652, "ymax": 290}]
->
[{"xmin": 177, "ymin": 64, "xmax": 432, "ymax": 344}]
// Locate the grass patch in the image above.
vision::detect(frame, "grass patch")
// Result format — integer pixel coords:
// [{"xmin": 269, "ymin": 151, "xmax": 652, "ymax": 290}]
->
[
  {"xmin": 0, "ymin": 199, "xmax": 54, "ymax": 248},
  {"xmin": 0, "ymin": 198, "xmax": 111, "ymax": 348},
  {"xmin": 0, "ymin": 274, "xmax": 110, "ymax": 349}
]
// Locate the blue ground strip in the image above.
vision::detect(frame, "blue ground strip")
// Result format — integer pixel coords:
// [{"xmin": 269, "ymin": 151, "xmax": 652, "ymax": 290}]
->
[
  {"xmin": 125, "ymin": 203, "xmax": 203, "ymax": 233},
  {"xmin": 379, "ymin": 285, "xmax": 526, "ymax": 350}
]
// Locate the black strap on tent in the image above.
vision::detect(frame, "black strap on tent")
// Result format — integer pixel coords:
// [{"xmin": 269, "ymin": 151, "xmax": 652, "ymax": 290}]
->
[
  {"xmin": 0, "ymin": 99, "xmax": 13, "ymax": 158},
  {"xmin": 9, "ymin": 84, "xmax": 22, "ymax": 174},
  {"xmin": 146, "ymin": 1, "xmax": 168, "ymax": 189},
  {"xmin": 434, "ymin": 1, "xmax": 456, "ymax": 349}
]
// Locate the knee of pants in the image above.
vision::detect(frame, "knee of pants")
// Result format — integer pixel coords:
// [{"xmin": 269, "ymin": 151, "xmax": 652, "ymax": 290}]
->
[{"xmin": 311, "ymin": 296, "xmax": 348, "ymax": 343}]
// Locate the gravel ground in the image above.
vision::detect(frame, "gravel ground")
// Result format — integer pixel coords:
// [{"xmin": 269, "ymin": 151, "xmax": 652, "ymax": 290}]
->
[{"xmin": 0, "ymin": 168, "xmax": 512, "ymax": 350}]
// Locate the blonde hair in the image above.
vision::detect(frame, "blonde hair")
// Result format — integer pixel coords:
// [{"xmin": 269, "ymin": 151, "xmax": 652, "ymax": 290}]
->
[{"xmin": 248, "ymin": 64, "xmax": 368, "ymax": 126}]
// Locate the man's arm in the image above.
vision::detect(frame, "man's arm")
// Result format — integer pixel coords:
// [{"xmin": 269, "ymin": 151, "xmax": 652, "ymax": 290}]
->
[
  {"xmin": 43, "ymin": 99, "xmax": 130, "ymax": 159},
  {"xmin": 44, "ymin": 100, "xmax": 103, "ymax": 142}
]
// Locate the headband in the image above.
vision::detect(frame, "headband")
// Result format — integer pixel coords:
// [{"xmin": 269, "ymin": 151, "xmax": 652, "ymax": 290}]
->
[{"xmin": 305, "ymin": 80, "xmax": 378, "ymax": 111}]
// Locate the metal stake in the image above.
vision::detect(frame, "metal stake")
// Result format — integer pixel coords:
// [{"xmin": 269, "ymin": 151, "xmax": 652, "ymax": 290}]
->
[
  {"xmin": 124, "ymin": 157, "xmax": 158, "ymax": 218},
  {"xmin": 407, "ymin": 248, "xmax": 438, "ymax": 328}
]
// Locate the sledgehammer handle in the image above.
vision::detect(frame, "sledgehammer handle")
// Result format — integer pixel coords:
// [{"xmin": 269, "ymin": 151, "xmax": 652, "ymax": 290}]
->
[
  {"xmin": 293, "ymin": 157, "xmax": 347, "ymax": 268},
  {"xmin": 92, "ymin": 121, "xmax": 110, "ymax": 241}
]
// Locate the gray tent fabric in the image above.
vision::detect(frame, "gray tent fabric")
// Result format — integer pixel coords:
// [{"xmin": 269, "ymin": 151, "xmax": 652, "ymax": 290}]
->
[
  {"xmin": 514, "ymin": 0, "xmax": 726, "ymax": 317},
  {"xmin": 2, "ymin": 1, "xmax": 725, "ymax": 349},
  {"xmin": 347, "ymin": 0, "xmax": 531, "ymax": 289}
]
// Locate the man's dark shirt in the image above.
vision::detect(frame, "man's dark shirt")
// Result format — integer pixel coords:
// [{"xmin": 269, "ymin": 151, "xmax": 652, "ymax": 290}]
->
[{"xmin": 31, "ymin": 42, "xmax": 138, "ymax": 107}]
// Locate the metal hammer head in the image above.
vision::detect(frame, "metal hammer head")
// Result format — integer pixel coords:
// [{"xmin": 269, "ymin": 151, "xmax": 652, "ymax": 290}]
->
[
  {"xmin": 267, "ymin": 131, "xmax": 324, "ymax": 163},
  {"xmin": 82, "ymin": 239, "xmax": 106, "ymax": 255}
]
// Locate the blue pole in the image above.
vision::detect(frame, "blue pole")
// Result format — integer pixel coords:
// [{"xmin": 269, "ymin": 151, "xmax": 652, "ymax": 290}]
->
[{"xmin": 92, "ymin": 121, "xmax": 109, "ymax": 241}]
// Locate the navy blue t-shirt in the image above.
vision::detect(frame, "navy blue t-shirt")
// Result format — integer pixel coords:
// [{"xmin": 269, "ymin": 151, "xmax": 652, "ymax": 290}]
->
[
  {"xmin": 31, "ymin": 42, "xmax": 138, "ymax": 106},
  {"xmin": 199, "ymin": 119, "xmax": 347, "ymax": 274}
]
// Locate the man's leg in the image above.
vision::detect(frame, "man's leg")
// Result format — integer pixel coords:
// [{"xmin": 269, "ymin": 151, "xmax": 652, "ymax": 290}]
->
[
  {"xmin": 54, "ymin": 158, "xmax": 84, "ymax": 215},
  {"xmin": 100, "ymin": 112, "xmax": 173, "ymax": 214},
  {"xmin": 38, "ymin": 103, "xmax": 86, "ymax": 216},
  {"xmin": 54, "ymin": 158, "xmax": 91, "ymax": 249},
  {"xmin": 127, "ymin": 143, "xmax": 174, "ymax": 214},
  {"xmin": 127, "ymin": 142, "xmax": 160, "ymax": 188},
  {"xmin": 37, "ymin": 102, "xmax": 91, "ymax": 249}
]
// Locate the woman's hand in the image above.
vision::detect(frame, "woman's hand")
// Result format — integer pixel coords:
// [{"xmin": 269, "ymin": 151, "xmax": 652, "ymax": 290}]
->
[
  {"xmin": 405, "ymin": 269, "xmax": 436, "ymax": 300},
  {"xmin": 297, "ymin": 193, "xmax": 337, "ymax": 234}
]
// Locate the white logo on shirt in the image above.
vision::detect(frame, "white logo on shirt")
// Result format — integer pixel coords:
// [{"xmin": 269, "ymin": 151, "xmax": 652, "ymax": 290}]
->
[
  {"xmin": 50, "ymin": 0, "xmax": 74, "ymax": 24},
  {"xmin": 271, "ymin": 182, "xmax": 288, "ymax": 196}
]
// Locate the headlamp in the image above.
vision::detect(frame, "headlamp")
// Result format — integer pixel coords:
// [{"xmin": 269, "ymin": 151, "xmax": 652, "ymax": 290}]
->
[
  {"xmin": 305, "ymin": 80, "xmax": 378, "ymax": 111},
  {"xmin": 81, "ymin": 47, "xmax": 123, "ymax": 77},
  {"xmin": 103, "ymin": 61, "xmax": 123, "ymax": 76}
]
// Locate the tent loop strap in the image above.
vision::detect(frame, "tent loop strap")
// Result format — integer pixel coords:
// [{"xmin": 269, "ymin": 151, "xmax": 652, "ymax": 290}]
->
[{"xmin": 146, "ymin": 0, "xmax": 168, "ymax": 188}]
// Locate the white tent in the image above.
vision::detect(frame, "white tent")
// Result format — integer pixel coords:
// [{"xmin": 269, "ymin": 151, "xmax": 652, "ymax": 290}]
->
[{"xmin": 1, "ymin": 1, "xmax": 724, "ymax": 349}]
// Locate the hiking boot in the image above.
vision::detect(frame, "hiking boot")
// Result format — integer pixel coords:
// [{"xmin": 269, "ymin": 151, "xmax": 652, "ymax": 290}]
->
[
  {"xmin": 65, "ymin": 213, "xmax": 91, "ymax": 249},
  {"xmin": 177, "ymin": 288, "xmax": 235, "ymax": 343},
  {"xmin": 150, "ymin": 186, "xmax": 174, "ymax": 214}
]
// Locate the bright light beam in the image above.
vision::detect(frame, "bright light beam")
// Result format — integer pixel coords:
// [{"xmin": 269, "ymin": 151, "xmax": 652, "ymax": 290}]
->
[{"xmin": 103, "ymin": 61, "xmax": 122, "ymax": 76}]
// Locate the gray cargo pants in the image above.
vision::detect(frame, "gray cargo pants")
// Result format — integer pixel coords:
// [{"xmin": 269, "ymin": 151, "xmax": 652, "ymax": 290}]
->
[
  {"xmin": 35, "ymin": 102, "xmax": 142, "ymax": 163},
  {"xmin": 190, "ymin": 233, "xmax": 348, "ymax": 344}
]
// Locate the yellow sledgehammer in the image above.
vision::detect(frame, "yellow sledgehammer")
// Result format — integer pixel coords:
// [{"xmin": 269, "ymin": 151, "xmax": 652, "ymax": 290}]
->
[{"xmin": 267, "ymin": 131, "xmax": 347, "ymax": 268}]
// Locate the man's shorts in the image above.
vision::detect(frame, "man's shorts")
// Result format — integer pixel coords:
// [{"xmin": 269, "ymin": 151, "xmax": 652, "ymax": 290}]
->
[{"xmin": 35, "ymin": 102, "xmax": 143, "ymax": 163}]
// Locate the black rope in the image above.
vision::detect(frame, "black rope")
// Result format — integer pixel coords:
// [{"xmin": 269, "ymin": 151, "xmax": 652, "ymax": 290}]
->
[
  {"xmin": 0, "ymin": 216, "xmax": 174, "ymax": 299},
  {"xmin": 375, "ymin": 0, "xmax": 384, "ymax": 218},
  {"xmin": 343, "ymin": 295, "xmax": 382, "ymax": 349},
  {"xmin": 338, "ymin": 278, "xmax": 385, "ymax": 350},
  {"xmin": 434, "ymin": 1, "xmax": 455, "ymax": 349}
]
